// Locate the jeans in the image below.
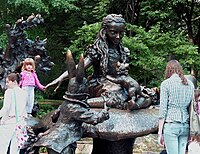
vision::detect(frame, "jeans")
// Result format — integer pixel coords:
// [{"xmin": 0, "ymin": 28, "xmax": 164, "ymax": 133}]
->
[
  {"xmin": 163, "ymin": 122, "xmax": 189, "ymax": 154},
  {"xmin": 22, "ymin": 86, "xmax": 35, "ymax": 114}
]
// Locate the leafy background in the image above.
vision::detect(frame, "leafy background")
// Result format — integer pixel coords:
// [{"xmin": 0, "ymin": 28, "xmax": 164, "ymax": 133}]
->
[{"xmin": 0, "ymin": 0, "xmax": 200, "ymax": 99}]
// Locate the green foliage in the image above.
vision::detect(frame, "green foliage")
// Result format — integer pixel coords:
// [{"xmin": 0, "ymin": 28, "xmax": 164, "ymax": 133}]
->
[
  {"xmin": 50, "ymin": 0, "xmax": 79, "ymax": 12},
  {"xmin": 35, "ymin": 90, "xmax": 45, "ymax": 101},
  {"xmin": 106, "ymin": 0, "xmax": 127, "ymax": 15},
  {"xmin": 0, "ymin": 0, "xmax": 200, "ymax": 98},
  {"xmin": 141, "ymin": 0, "xmax": 170, "ymax": 20},
  {"xmin": 39, "ymin": 147, "xmax": 47, "ymax": 153},
  {"xmin": 37, "ymin": 104, "xmax": 57, "ymax": 118},
  {"xmin": 67, "ymin": 22, "xmax": 100, "ymax": 61},
  {"xmin": 7, "ymin": 0, "xmax": 79, "ymax": 14},
  {"xmin": 0, "ymin": 33, "xmax": 7, "ymax": 50},
  {"xmin": 92, "ymin": 0, "xmax": 110, "ymax": 20},
  {"xmin": 7, "ymin": 0, "xmax": 48, "ymax": 14},
  {"xmin": 0, "ymin": 99, "xmax": 3, "ymax": 108},
  {"xmin": 124, "ymin": 23, "xmax": 199, "ymax": 87},
  {"xmin": 80, "ymin": 0, "xmax": 110, "ymax": 22}
]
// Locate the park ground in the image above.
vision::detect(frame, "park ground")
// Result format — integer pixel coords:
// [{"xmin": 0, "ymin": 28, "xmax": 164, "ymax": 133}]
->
[{"xmin": 76, "ymin": 134, "xmax": 164, "ymax": 154}]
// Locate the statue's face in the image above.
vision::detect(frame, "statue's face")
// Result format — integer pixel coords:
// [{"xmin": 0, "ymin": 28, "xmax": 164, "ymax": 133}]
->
[{"xmin": 106, "ymin": 22, "xmax": 125, "ymax": 46}]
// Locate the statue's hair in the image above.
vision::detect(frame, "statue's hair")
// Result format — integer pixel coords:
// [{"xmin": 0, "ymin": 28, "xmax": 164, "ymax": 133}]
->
[
  {"xmin": 165, "ymin": 60, "xmax": 188, "ymax": 85},
  {"xmin": 93, "ymin": 14, "xmax": 127, "ymax": 75},
  {"xmin": 101, "ymin": 14, "xmax": 126, "ymax": 29},
  {"xmin": 21, "ymin": 57, "xmax": 35, "ymax": 71}
]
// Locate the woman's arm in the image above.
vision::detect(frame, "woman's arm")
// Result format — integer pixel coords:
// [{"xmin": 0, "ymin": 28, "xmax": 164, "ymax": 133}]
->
[
  {"xmin": 158, "ymin": 81, "xmax": 168, "ymax": 147},
  {"xmin": 158, "ymin": 118, "xmax": 165, "ymax": 135},
  {"xmin": 158, "ymin": 118, "xmax": 165, "ymax": 147},
  {"xmin": 0, "ymin": 91, "xmax": 10, "ymax": 118}
]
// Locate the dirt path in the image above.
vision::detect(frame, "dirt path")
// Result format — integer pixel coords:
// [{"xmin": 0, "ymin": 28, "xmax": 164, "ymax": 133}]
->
[
  {"xmin": 76, "ymin": 134, "xmax": 164, "ymax": 154},
  {"xmin": 133, "ymin": 134, "xmax": 163, "ymax": 154}
]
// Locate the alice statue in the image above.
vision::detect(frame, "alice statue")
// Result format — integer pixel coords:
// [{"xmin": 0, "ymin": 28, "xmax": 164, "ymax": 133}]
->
[{"xmin": 45, "ymin": 14, "xmax": 152, "ymax": 110}]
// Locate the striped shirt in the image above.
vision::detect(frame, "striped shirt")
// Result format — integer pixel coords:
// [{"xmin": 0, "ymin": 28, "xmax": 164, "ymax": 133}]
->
[{"xmin": 159, "ymin": 74, "xmax": 194, "ymax": 123}]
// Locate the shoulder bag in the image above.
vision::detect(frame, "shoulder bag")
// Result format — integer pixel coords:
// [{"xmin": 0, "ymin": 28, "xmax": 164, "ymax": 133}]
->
[
  {"xmin": 14, "ymin": 90, "xmax": 29, "ymax": 149},
  {"xmin": 189, "ymin": 97, "xmax": 200, "ymax": 136}
]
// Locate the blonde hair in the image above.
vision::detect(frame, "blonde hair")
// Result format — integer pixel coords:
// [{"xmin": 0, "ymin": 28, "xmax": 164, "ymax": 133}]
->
[{"xmin": 21, "ymin": 58, "xmax": 35, "ymax": 71}]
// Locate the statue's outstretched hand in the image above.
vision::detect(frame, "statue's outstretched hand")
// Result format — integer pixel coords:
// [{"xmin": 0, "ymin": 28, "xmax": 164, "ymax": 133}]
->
[
  {"xmin": 45, "ymin": 69, "xmax": 69, "ymax": 92},
  {"xmin": 45, "ymin": 80, "xmax": 62, "ymax": 92},
  {"xmin": 44, "ymin": 83, "xmax": 51, "ymax": 89},
  {"xmin": 42, "ymin": 86, "xmax": 47, "ymax": 92}
]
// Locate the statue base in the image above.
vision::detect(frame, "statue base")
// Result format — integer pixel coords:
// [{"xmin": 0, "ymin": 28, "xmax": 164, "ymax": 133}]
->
[{"xmin": 92, "ymin": 138, "xmax": 135, "ymax": 154}]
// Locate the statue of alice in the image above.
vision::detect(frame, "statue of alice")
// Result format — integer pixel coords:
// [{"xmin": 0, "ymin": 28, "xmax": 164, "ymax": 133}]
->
[{"xmin": 45, "ymin": 14, "xmax": 152, "ymax": 110}]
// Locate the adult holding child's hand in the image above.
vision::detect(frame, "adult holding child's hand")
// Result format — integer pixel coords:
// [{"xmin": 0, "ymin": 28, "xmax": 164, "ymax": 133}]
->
[{"xmin": 0, "ymin": 73, "xmax": 28, "ymax": 154}]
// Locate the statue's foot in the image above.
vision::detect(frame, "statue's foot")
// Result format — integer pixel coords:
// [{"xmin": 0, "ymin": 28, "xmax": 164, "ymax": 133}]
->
[
  {"xmin": 127, "ymin": 97, "xmax": 152, "ymax": 111},
  {"xmin": 137, "ymin": 97, "xmax": 152, "ymax": 109},
  {"xmin": 126, "ymin": 100, "xmax": 139, "ymax": 110}
]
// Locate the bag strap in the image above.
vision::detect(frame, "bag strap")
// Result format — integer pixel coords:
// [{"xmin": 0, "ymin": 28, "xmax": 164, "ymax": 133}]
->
[{"xmin": 13, "ymin": 90, "xmax": 19, "ymax": 123}]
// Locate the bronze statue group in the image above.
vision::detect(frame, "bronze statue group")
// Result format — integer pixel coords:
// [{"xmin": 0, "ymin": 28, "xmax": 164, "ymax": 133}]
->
[{"xmin": 0, "ymin": 13, "xmax": 199, "ymax": 154}]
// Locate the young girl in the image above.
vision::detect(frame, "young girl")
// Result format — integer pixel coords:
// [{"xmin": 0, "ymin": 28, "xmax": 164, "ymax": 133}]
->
[{"xmin": 19, "ymin": 58, "xmax": 45, "ymax": 116}]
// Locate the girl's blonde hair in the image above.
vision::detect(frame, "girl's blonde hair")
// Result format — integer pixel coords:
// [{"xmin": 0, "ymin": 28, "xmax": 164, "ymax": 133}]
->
[{"xmin": 21, "ymin": 58, "xmax": 35, "ymax": 71}]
